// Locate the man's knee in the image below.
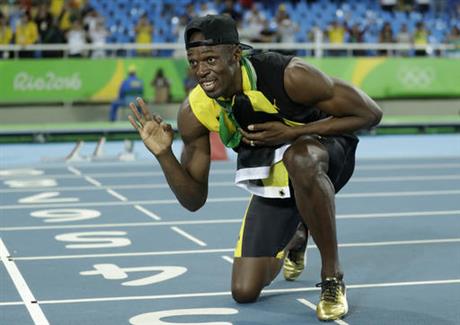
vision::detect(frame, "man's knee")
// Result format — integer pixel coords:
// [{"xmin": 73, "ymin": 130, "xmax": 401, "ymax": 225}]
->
[
  {"xmin": 231, "ymin": 281, "xmax": 262, "ymax": 303},
  {"xmin": 283, "ymin": 136, "xmax": 329, "ymax": 179}
]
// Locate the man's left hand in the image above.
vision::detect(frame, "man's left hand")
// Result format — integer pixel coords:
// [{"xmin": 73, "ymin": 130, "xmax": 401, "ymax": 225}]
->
[{"xmin": 239, "ymin": 121, "xmax": 297, "ymax": 147}]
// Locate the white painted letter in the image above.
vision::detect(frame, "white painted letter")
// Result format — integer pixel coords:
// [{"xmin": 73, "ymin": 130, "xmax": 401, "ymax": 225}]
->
[
  {"xmin": 31, "ymin": 209, "xmax": 100, "ymax": 223},
  {"xmin": 19, "ymin": 192, "xmax": 79, "ymax": 204},
  {"xmin": 129, "ymin": 308, "xmax": 238, "ymax": 325},
  {"xmin": 0, "ymin": 169, "xmax": 44, "ymax": 177},
  {"xmin": 4, "ymin": 179, "xmax": 57, "ymax": 188},
  {"xmin": 80, "ymin": 264, "xmax": 187, "ymax": 286},
  {"xmin": 55, "ymin": 231, "xmax": 131, "ymax": 249}
]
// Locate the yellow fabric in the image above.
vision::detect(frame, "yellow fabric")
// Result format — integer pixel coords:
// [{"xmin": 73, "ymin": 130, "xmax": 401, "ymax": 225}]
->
[
  {"xmin": 50, "ymin": 0, "xmax": 64, "ymax": 17},
  {"xmin": 136, "ymin": 25, "xmax": 152, "ymax": 44},
  {"xmin": 0, "ymin": 26, "xmax": 13, "ymax": 45},
  {"xmin": 15, "ymin": 22, "xmax": 38, "ymax": 45},
  {"xmin": 414, "ymin": 30, "xmax": 428, "ymax": 45},
  {"xmin": 234, "ymin": 197, "xmax": 252, "ymax": 258},
  {"xmin": 328, "ymin": 26, "xmax": 345, "ymax": 44},
  {"xmin": 59, "ymin": 11, "xmax": 72, "ymax": 31},
  {"xmin": 262, "ymin": 161, "xmax": 290, "ymax": 188}
]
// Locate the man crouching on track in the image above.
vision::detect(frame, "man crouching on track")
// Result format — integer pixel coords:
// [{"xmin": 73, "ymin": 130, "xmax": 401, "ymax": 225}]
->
[{"xmin": 129, "ymin": 14, "xmax": 382, "ymax": 321}]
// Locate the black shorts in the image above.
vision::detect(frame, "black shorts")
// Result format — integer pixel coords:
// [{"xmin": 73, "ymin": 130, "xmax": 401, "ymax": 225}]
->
[{"xmin": 234, "ymin": 134, "xmax": 358, "ymax": 258}]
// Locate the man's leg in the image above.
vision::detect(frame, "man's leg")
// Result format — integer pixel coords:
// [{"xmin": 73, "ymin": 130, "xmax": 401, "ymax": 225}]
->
[
  {"xmin": 283, "ymin": 135, "xmax": 356, "ymax": 320},
  {"xmin": 231, "ymin": 196, "xmax": 299, "ymax": 303},
  {"xmin": 283, "ymin": 223, "xmax": 308, "ymax": 281},
  {"xmin": 232, "ymin": 257, "xmax": 283, "ymax": 303},
  {"xmin": 283, "ymin": 136, "xmax": 341, "ymax": 280},
  {"xmin": 109, "ymin": 100, "xmax": 123, "ymax": 122}
]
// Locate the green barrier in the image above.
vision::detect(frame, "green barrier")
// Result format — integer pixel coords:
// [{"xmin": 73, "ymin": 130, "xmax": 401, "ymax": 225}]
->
[
  {"xmin": 0, "ymin": 57, "xmax": 459, "ymax": 103},
  {"xmin": 0, "ymin": 58, "xmax": 188, "ymax": 103}
]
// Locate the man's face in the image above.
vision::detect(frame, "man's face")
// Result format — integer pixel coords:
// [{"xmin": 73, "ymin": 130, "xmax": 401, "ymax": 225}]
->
[{"xmin": 186, "ymin": 32, "xmax": 240, "ymax": 99}]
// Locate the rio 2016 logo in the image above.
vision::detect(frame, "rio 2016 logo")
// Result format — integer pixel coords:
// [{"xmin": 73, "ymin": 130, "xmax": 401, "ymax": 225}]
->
[{"xmin": 13, "ymin": 72, "xmax": 82, "ymax": 91}]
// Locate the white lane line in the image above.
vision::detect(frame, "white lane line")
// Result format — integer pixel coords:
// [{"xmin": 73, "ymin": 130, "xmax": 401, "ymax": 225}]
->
[
  {"xmin": 357, "ymin": 163, "xmax": 460, "ymax": 170},
  {"xmin": 11, "ymin": 237, "xmax": 460, "ymax": 261},
  {"xmin": 0, "ymin": 239, "xmax": 50, "ymax": 325},
  {"xmin": 4, "ymin": 278, "xmax": 457, "ymax": 306},
  {"xmin": 1, "ymin": 156, "xmax": 456, "ymax": 170},
  {"xmin": 297, "ymin": 299, "xmax": 349, "ymax": 325},
  {"xmin": 84, "ymin": 176, "xmax": 101, "ymax": 187},
  {"xmin": 2, "ymin": 189, "xmax": 460, "ymax": 210},
  {"xmin": 0, "ymin": 181, "xmax": 236, "ymax": 193},
  {"xmin": 170, "ymin": 226, "xmax": 207, "ymax": 247},
  {"xmin": 221, "ymin": 255, "xmax": 234, "ymax": 264},
  {"xmin": 66, "ymin": 166, "xmax": 81, "ymax": 176},
  {"xmin": 338, "ymin": 210, "xmax": 460, "ymax": 220},
  {"xmin": 351, "ymin": 174, "xmax": 460, "ymax": 182},
  {"xmin": 2, "ymin": 209, "xmax": 460, "ymax": 232},
  {"xmin": 134, "ymin": 205, "xmax": 161, "ymax": 220},
  {"xmin": 2, "ymin": 174, "xmax": 460, "ymax": 193},
  {"xmin": 0, "ymin": 197, "xmax": 249, "ymax": 210},
  {"xmin": 0, "ymin": 219, "xmax": 240, "ymax": 231},
  {"xmin": 337, "ymin": 190, "xmax": 460, "ymax": 198},
  {"xmin": 338, "ymin": 238, "xmax": 460, "ymax": 248},
  {"xmin": 2, "ymin": 162, "xmax": 459, "ymax": 180},
  {"xmin": 106, "ymin": 189, "xmax": 127, "ymax": 201}
]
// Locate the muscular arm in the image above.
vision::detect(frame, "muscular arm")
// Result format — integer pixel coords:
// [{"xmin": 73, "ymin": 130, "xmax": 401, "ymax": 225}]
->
[
  {"xmin": 284, "ymin": 57, "xmax": 383, "ymax": 136},
  {"xmin": 238, "ymin": 58, "xmax": 383, "ymax": 146},
  {"xmin": 159, "ymin": 99, "xmax": 211, "ymax": 211},
  {"xmin": 130, "ymin": 97, "xmax": 210, "ymax": 211}
]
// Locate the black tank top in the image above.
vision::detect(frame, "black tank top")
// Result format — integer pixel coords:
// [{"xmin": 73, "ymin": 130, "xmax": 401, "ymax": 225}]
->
[{"xmin": 249, "ymin": 51, "xmax": 329, "ymax": 124}]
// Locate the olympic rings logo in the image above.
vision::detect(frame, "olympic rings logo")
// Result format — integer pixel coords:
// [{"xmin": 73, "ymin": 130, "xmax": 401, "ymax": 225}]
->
[{"xmin": 397, "ymin": 65, "xmax": 436, "ymax": 89}]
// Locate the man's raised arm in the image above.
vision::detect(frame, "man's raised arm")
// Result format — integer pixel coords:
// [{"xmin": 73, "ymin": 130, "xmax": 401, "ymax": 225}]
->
[{"xmin": 129, "ymin": 97, "xmax": 211, "ymax": 211}]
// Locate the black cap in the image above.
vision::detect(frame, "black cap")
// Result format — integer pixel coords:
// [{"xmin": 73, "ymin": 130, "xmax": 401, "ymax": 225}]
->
[{"xmin": 184, "ymin": 14, "xmax": 252, "ymax": 50}]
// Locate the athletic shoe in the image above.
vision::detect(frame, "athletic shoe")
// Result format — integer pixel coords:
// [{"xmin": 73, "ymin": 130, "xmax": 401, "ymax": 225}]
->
[{"xmin": 316, "ymin": 277, "xmax": 348, "ymax": 321}]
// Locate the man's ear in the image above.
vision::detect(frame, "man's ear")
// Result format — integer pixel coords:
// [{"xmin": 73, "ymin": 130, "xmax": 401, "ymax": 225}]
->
[{"xmin": 233, "ymin": 46, "xmax": 242, "ymax": 63}]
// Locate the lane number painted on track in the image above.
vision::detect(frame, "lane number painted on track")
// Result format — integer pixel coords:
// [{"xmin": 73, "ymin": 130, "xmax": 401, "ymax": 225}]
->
[
  {"xmin": 80, "ymin": 264, "xmax": 187, "ymax": 286},
  {"xmin": 129, "ymin": 308, "xmax": 238, "ymax": 325}
]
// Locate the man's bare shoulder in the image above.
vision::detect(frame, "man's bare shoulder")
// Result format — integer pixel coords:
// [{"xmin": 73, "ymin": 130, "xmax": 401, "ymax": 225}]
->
[
  {"xmin": 284, "ymin": 57, "xmax": 334, "ymax": 105},
  {"xmin": 178, "ymin": 97, "xmax": 209, "ymax": 141}
]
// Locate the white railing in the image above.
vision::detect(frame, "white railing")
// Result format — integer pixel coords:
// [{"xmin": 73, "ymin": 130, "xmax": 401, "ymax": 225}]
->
[{"xmin": 0, "ymin": 42, "xmax": 457, "ymax": 59}]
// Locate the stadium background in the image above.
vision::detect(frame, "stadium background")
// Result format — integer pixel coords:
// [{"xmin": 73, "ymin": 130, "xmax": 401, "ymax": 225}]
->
[{"xmin": 0, "ymin": 0, "xmax": 459, "ymax": 142}]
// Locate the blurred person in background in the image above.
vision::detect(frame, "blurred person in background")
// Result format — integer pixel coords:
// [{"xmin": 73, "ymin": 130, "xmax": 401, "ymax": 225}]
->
[
  {"xmin": 151, "ymin": 68, "xmax": 171, "ymax": 104},
  {"xmin": 413, "ymin": 21, "xmax": 428, "ymax": 56},
  {"xmin": 41, "ymin": 17, "xmax": 65, "ymax": 58},
  {"xmin": 110, "ymin": 65, "xmax": 144, "ymax": 122},
  {"xmin": 380, "ymin": 0, "xmax": 397, "ymax": 12},
  {"xmin": 378, "ymin": 22, "xmax": 394, "ymax": 56},
  {"xmin": 221, "ymin": 0, "xmax": 242, "ymax": 22},
  {"xmin": 88, "ymin": 19, "xmax": 108, "ymax": 58},
  {"xmin": 415, "ymin": 0, "xmax": 430, "ymax": 13},
  {"xmin": 275, "ymin": 4, "xmax": 298, "ymax": 55},
  {"xmin": 66, "ymin": 19, "xmax": 87, "ymax": 57},
  {"xmin": 446, "ymin": 25, "xmax": 460, "ymax": 58},
  {"xmin": 243, "ymin": 2, "xmax": 265, "ymax": 42},
  {"xmin": 259, "ymin": 19, "xmax": 277, "ymax": 43},
  {"xmin": 83, "ymin": 7, "xmax": 101, "ymax": 34},
  {"xmin": 35, "ymin": 2, "xmax": 53, "ymax": 43},
  {"xmin": 396, "ymin": 23, "xmax": 411, "ymax": 57},
  {"xmin": 135, "ymin": 14, "xmax": 153, "ymax": 57},
  {"xmin": 173, "ymin": 14, "xmax": 189, "ymax": 58},
  {"xmin": 183, "ymin": 67, "xmax": 197, "ymax": 95},
  {"xmin": 197, "ymin": 2, "xmax": 217, "ymax": 17},
  {"xmin": 0, "ymin": 14, "xmax": 13, "ymax": 59},
  {"xmin": 14, "ymin": 11, "xmax": 38, "ymax": 58},
  {"xmin": 346, "ymin": 23, "xmax": 367, "ymax": 56},
  {"xmin": 327, "ymin": 20, "xmax": 346, "ymax": 56}
]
